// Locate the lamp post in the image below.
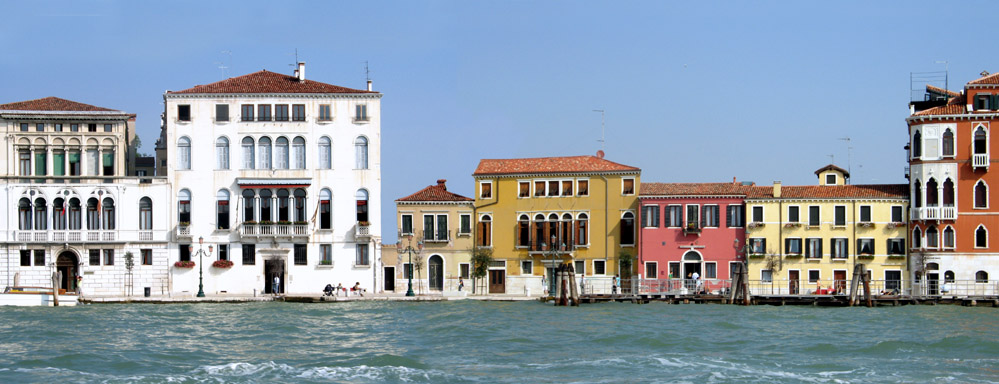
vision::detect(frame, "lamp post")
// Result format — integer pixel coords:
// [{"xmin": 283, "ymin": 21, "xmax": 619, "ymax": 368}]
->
[
  {"xmin": 190, "ymin": 236, "xmax": 214, "ymax": 298},
  {"xmin": 396, "ymin": 234, "xmax": 423, "ymax": 297},
  {"xmin": 546, "ymin": 235, "xmax": 560, "ymax": 297}
]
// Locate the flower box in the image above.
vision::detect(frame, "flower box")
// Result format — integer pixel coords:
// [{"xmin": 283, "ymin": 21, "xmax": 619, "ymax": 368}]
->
[
  {"xmin": 212, "ymin": 260, "xmax": 234, "ymax": 269},
  {"xmin": 174, "ymin": 260, "xmax": 195, "ymax": 268},
  {"xmin": 887, "ymin": 254, "xmax": 906, "ymax": 259},
  {"xmin": 857, "ymin": 254, "xmax": 875, "ymax": 260},
  {"xmin": 784, "ymin": 223, "xmax": 801, "ymax": 228},
  {"xmin": 748, "ymin": 253, "xmax": 766, "ymax": 259},
  {"xmin": 784, "ymin": 253, "xmax": 803, "ymax": 258},
  {"xmin": 747, "ymin": 222, "xmax": 764, "ymax": 229},
  {"xmin": 859, "ymin": 222, "xmax": 874, "ymax": 228}
]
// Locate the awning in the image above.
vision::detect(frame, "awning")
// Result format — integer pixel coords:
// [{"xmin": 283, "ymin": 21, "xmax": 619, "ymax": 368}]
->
[{"xmin": 237, "ymin": 178, "xmax": 311, "ymax": 189}]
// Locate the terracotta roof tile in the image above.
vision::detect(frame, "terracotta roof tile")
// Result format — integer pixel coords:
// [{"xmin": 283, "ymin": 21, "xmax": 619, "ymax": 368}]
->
[
  {"xmin": 968, "ymin": 71, "xmax": 999, "ymax": 85},
  {"xmin": 168, "ymin": 70, "xmax": 377, "ymax": 94},
  {"xmin": 926, "ymin": 84, "xmax": 960, "ymax": 98},
  {"xmin": 912, "ymin": 92, "xmax": 967, "ymax": 116},
  {"xmin": 640, "ymin": 182, "xmax": 752, "ymax": 196},
  {"xmin": 396, "ymin": 180, "xmax": 473, "ymax": 202},
  {"xmin": 748, "ymin": 184, "xmax": 908, "ymax": 199},
  {"xmin": 473, "ymin": 155, "xmax": 639, "ymax": 176},
  {"xmin": 814, "ymin": 164, "xmax": 849, "ymax": 177},
  {"xmin": 0, "ymin": 97, "xmax": 118, "ymax": 112}
]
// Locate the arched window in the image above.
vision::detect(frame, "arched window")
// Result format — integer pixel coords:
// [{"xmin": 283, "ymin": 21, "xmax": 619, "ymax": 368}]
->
[
  {"xmin": 943, "ymin": 178, "xmax": 954, "ymax": 207},
  {"xmin": 976, "ymin": 225, "xmax": 988, "ymax": 248},
  {"xmin": 86, "ymin": 197, "xmax": 100, "ymax": 230},
  {"xmin": 318, "ymin": 137, "xmax": 331, "ymax": 169},
  {"xmin": 913, "ymin": 180, "xmax": 922, "ymax": 208},
  {"xmin": 976, "ymin": 181, "xmax": 988, "ymax": 208},
  {"xmin": 68, "ymin": 198, "xmax": 81, "ymax": 230},
  {"xmin": 926, "ymin": 262, "xmax": 939, "ymax": 271},
  {"xmin": 548, "ymin": 213, "xmax": 560, "ymax": 249},
  {"xmin": 139, "ymin": 197, "xmax": 152, "ymax": 230},
  {"xmin": 912, "ymin": 227, "xmax": 922, "ymax": 249},
  {"xmin": 561, "ymin": 213, "xmax": 573, "ymax": 249},
  {"xmin": 178, "ymin": 137, "xmax": 191, "ymax": 170},
  {"xmin": 52, "ymin": 197, "xmax": 66, "ymax": 230},
  {"xmin": 621, "ymin": 211, "xmax": 635, "ymax": 245},
  {"xmin": 275, "ymin": 136, "xmax": 289, "ymax": 169},
  {"xmin": 976, "ymin": 271, "xmax": 989, "ymax": 283},
  {"xmin": 683, "ymin": 251, "xmax": 702, "ymax": 261},
  {"xmin": 33, "ymin": 198, "xmax": 47, "ymax": 230},
  {"xmin": 942, "ymin": 128, "xmax": 954, "ymax": 157},
  {"xmin": 355, "ymin": 189, "xmax": 369, "ymax": 222},
  {"xmin": 242, "ymin": 189, "xmax": 256, "ymax": 222},
  {"xmin": 178, "ymin": 189, "xmax": 191, "ymax": 225},
  {"xmin": 292, "ymin": 136, "xmax": 305, "ymax": 169},
  {"xmin": 216, "ymin": 190, "xmax": 229, "ymax": 230},
  {"xmin": 943, "ymin": 226, "xmax": 955, "ymax": 248},
  {"xmin": 277, "ymin": 189, "xmax": 290, "ymax": 222},
  {"xmin": 355, "ymin": 136, "xmax": 368, "ymax": 169},
  {"xmin": 974, "ymin": 126, "xmax": 988, "ymax": 155},
  {"xmin": 944, "ymin": 270, "xmax": 955, "ymax": 283},
  {"xmin": 577, "ymin": 213, "xmax": 589, "ymax": 245},
  {"xmin": 259, "ymin": 189, "xmax": 273, "ymax": 222},
  {"xmin": 258, "ymin": 137, "xmax": 272, "ymax": 169},
  {"xmin": 534, "ymin": 214, "xmax": 546, "ymax": 250},
  {"xmin": 926, "ymin": 225, "xmax": 938, "ymax": 248},
  {"xmin": 241, "ymin": 137, "xmax": 255, "ymax": 169},
  {"xmin": 478, "ymin": 214, "xmax": 492, "ymax": 246},
  {"xmin": 102, "ymin": 197, "xmax": 115, "ymax": 230},
  {"xmin": 517, "ymin": 214, "xmax": 530, "ymax": 247},
  {"xmin": 319, "ymin": 188, "xmax": 332, "ymax": 230},
  {"xmin": 216, "ymin": 137, "xmax": 229, "ymax": 170},
  {"xmin": 913, "ymin": 130, "xmax": 922, "ymax": 158},
  {"xmin": 18, "ymin": 198, "xmax": 31, "ymax": 230},
  {"xmin": 926, "ymin": 178, "xmax": 938, "ymax": 207},
  {"xmin": 294, "ymin": 188, "xmax": 307, "ymax": 222}
]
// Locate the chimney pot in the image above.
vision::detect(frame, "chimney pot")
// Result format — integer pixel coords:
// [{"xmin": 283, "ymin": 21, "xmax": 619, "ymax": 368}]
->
[
  {"xmin": 437, "ymin": 179, "xmax": 447, "ymax": 189},
  {"xmin": 367, "ymin": 80, "xmax": 373, "ymax": 91},
  {"xmin": 297, "ymin": 62, "xmax": 305, "ymax": 82}
]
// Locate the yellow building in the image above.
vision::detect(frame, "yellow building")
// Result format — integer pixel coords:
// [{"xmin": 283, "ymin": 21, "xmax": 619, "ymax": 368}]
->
[
  {"xmin": 745, "ymin": 165, "xmax": 909, "ymax": 295},
  {"xmin": 472, "ymin": 154, "xmax": 640, "ymax": 295},
  {"xmin": 387, "ymin": 179, "xmax": 474, "ymax": 294}
]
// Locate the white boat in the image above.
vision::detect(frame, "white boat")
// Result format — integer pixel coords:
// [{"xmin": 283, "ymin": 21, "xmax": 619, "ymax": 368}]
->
[{"xmin": 0, "ymin": 286, "xmax": 78, "ymax": 306}]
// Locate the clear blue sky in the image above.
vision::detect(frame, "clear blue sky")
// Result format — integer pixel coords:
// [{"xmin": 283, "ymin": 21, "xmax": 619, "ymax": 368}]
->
[{"xmin": 2, "ymin": 1, "xmax": 996, "ymax": 242}]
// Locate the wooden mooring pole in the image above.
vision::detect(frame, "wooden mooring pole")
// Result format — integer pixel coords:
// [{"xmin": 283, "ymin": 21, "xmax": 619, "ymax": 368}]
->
[
  {"xmin": 863, "ymin": 265, "xmax": 872, "ymax": 308},
  {"xmin": 848, "ymin": 264, "xmax": 863, "ymax": 307},
  {"xmin": 51, "ymin": 271, "xmax": 61, "ymax": 307}
]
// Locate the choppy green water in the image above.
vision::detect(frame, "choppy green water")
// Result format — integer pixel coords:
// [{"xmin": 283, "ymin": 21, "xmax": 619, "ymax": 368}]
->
[{"xmin": 0, "ymin": 301, "xmax": 998, "ymax": 383}]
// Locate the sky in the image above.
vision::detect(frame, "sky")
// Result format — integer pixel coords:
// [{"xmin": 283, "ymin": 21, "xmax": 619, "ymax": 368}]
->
[{"xmin": 1, "ymin": 1, "xmax": 997, "ymax": 243}]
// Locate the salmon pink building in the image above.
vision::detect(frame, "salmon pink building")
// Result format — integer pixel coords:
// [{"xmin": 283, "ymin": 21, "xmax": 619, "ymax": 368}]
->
[{"xmin": 637, "ymin": 182, "xmax": 750, "ymax": 290}]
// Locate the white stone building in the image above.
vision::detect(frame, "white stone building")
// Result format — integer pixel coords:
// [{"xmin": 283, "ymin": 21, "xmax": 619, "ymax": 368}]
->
[
  {"xmin": 0, "ymin": 97, "xmax": 172, "ymax": 296},
  {"xmin": 162, "ymin": 63, "xmax": 383, "ymax": 295}
]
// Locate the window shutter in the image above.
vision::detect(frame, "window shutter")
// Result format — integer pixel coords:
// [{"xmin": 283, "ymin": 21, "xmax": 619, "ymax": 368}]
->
[
  {"xmin": 664, "ymin": 208, "xmax": 672, "ymax": 227},
  {"xmin": 477, "ymin": 222, "xmax": 485, "ymax": 246},
  {"xmin": 714, "ymin": 207, "xmax": 720, "ymax": 228},
  {"xmin": 515, "ymin": 222, "xmax": 521, "ymax": 246},
  {"xmin": 785, "ymin": 238, "xmax": 790, "ymax": 254},
  {"xmin": 761, "ymin": 239, "xmax": 766, "ymax": 253},
  {"xmin": 573, "ymin": 220, "xmax": 581, "ymax": 245},
  {"xmin": 654, "ymin": 207, "xmax": 660, "ymax": 228},
  {"xmin": 700, "ymin": 206, "xmax": 707, "ymax": 228},
  {"xmin": 726, "ymin": 206, "xmax": 732, "ymax": 227}
]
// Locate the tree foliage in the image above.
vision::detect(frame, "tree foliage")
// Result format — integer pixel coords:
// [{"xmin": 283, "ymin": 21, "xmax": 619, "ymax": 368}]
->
[{"xmin": 471, "ymin": 247, "xmax": 493, "ymax": 280}]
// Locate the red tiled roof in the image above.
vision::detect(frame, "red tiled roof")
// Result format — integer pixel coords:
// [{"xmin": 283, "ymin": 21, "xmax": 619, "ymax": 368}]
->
[
  {"xmin": 814, "ymin": 164, "xmax": 849, "ymax": 178},
  {"xmin": 926, "ymin": 84, "xmax": 960, "ymax": 98},
  {"xmin": 748, "ymin": 184, "xmax": 908, "ymax": 199},
  {"xmin": 396, "ymin": 180, "xmax": 473, "ymax": 202},
  {"xmin": 912, "ymin": 93, "xmax": 967, "ymax": 116},
  {"xmin": 968, "ymin": 71, "xmax": 999, "ymax": 85},
  {"xmin": 640, "ymin": 182, "xmax": 751, "ymax": 196},
  {"xmin": 473, "ymin": 155, "xmax": 639, "ymax": 176},
  {"xmin": 168, "ymin": 70, "xmax": 377, "ymax": 94},
  {"xmin": 0, "ymin": 97, "xmax": 118, "ymax": 112}
]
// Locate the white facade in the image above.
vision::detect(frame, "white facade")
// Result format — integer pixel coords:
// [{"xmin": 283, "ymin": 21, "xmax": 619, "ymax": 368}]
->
[{"xmin": 162, "ymin": 65, "xmax": 383, "ymax": 295}]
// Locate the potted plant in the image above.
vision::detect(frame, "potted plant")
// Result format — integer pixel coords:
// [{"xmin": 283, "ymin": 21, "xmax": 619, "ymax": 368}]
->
[
  {"xmin": 260, "ymin": 220, "xmax": 274, "ymax": 225},
  {"xmin": 859, "ymin": 222, "xmax": 874, "ymax": 228},
  {"xmin": 294, "ymin": 221, "xmax": 308, "ymax": 225},
  {"xmin": 212, "ymin": 259, "xmax": 234, "ymax": 269},
  {"xmin": 358, "ymin": 221, "xmax": 371, "ymax": 227},
  {"xmin": 174, "ymin": 260, "xmax": 195, "ymax": 268},
  {"xmin": 857, "ymin": 254, "xmax": 875, "ymax": 260},
  {"xmin": 784, "ymin": 222, "xmax": 800, "ymax": 228},
  {"xmin": 178, "ymin": 221, "xmax": 190, "ymax": 227},
  {"xmin": 319, "ymin": 259, "xmax": 332, "ymax": 266},
  {"xmin": 277, "ymin": 221, "xmax": 292, "ymax": 226}
]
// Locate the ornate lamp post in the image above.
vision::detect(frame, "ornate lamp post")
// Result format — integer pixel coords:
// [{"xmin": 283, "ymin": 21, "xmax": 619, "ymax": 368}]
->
[
  {"xmin": 546, "ymin": 235, "xmax": 561, "ymax": 297},
  {"xmin": 396, "ymin": 234, "xmax": 423, "ymax": 297},
  {"xmin": 190, "ymin": 236, "xmax": 214, "ymax": 298}
]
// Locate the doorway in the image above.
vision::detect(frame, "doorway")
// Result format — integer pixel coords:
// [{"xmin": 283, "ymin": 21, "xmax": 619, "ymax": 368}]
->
[
  {"xmin": 927, "ymin": 273, "xmax": 940, "ymax": 295},
  {"xmin": 428, "ymin": 255, "xmax": 444, "ymax": 291},
  {"xmin": 264, "ymin": 258, "xmax": 286, "ymax": 294},
  {"xmin": 833, "ymin": 270, "xmax": 847, "ymax": 294},
  {"xmin": 384, "ymin": 266, "xmax": 396, "ymax": 291},
  {"xmin": 788, "ymin": 270, "xmax": 800, "ymax": 295},
  {"xmin": 56, "ymin": 251, "xmax": 79, "ymax": 293},
  {"xmin": 489, "ymin": 269, "xmax": 505, "ymax": 294}
]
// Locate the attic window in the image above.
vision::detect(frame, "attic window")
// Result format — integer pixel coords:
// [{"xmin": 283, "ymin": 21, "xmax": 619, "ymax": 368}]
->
[
  {"xmin": 178, "ymin": 105, "xmax": 191, "ymax": 121},
  {"xmin": 826, "ymin": 174, "xmax": 836, "ymax": 185},
  {"xmin": 976, "ymin": 94, "xmax": 992, "ymax": 111}
]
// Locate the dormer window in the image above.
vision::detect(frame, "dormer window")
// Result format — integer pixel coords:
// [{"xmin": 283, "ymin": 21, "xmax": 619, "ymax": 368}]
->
[{"xmin": 976, "ymin": 94, "xmax": 993, "ymax": 110}]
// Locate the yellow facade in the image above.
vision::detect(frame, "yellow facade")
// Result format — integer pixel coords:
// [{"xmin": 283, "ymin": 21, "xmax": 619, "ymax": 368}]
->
[
  {"xmin": 390, "ymin": 201, "xmax": 475, "ymax": 293},
  {"xmin": 474, "ymin": 165, "xmax": 640, "ymax": 294}
]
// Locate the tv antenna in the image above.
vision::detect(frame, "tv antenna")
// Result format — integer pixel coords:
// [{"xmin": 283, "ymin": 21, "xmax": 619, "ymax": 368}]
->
[
  {"xmin": 215, "ymin": 50, "xmax": 232, "ymax": 79},
  {"xmin": 593, "ymin": 109, "xmax": 605, "ymax": 151},
  {"xmin": 838, "ymin": 136, "xmax": 852, "ymax": 183},
  {"xmin": 365, "ymin": 61, "xmax": 371, "ymax": 82},
  {"xmin": 288, "ymin": 48, "xmax": 300, "ymax": 69}
]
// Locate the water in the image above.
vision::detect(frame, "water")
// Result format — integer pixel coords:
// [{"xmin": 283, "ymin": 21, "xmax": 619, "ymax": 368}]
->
[{"xmin": 1, "ymin": 301, "xmax": 998, "ymax": 383}]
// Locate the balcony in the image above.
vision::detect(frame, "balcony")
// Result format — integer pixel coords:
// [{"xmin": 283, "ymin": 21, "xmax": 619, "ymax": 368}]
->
[
  {"xmin": 240, "ymin": 223, "xmax": 309, "ymax": 239},
  {"xmin": 910, "ymin": 206, "xmax": 956, "ymax": 221},
  {"xmin": 422, "ymin": 229, "xmax": 451, "ymax": 243},
  {"xmin": 177, "ymin": 224, "xmax": 191, "ymax": 239},
  {"xmin": 355, "ymin": 223, "xmax": 371, "ymax": 239},
  {"xmin": 973, "ymin": 153, "xmax": 989, "ymax": 169},
  {"xmin": 683, "ymin": 223, "xmax": 701, "ymax": 235},
  {"xmin": 11, "ymin": 230, "xmax": 166, "ymax": 243},
  {"xmin": 527, "ymin": 240, "xmax": 575, "ymax": 253}
]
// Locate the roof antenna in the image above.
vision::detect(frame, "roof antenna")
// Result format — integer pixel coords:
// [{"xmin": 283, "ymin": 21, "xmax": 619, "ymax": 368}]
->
[
  {"xmin": 288, "ymin": 48, "xmax": 299, "ymax": 70},
  {"xmin": 827, "ymin": 154, "xmax": 834, "ymax": 165},
  {"xmin": 365, "ymin": 61, "xmax": 371, "ymax": 82},
  {"xmin": 593, "ymin": 109, "xmax": 605, "ymax": 152},
  {"xmin": 215, "ymin": 50, "xmax": 231, "ymax": 80},
  {"xmin": 838, "ymin": 136, "xmax": 852, "ymax": 184}
]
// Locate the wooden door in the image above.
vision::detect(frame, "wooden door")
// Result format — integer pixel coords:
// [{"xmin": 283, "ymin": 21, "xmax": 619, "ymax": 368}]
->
[
  {"xmin": 429, "ymin": 256, "xmax": 443, "ymax": 291},
  {"xmin": 384, "ymin": 267, "xmax": 395, "ymax": 291},
  {"xmin": 489, "ymin": 269, "xmax": 505, "ymax": 294},
  {"xmin": 834, "ymin": 270, "xmax": 847, "ymax": 293},
  {"xmin": 788, "ymin": 270, "xmax": 799, "ymax": 294}
]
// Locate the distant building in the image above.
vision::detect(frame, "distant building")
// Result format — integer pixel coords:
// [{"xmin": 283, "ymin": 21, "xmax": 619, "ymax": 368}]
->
[{"xmin": 134, "ymin": 156, "xmax": 155, "ymax": 177}]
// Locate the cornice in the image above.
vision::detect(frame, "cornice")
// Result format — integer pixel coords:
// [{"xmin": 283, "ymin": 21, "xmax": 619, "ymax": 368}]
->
[{"xmin": 164, "ymin": 93, "xmax": 382, "ymax": 100}]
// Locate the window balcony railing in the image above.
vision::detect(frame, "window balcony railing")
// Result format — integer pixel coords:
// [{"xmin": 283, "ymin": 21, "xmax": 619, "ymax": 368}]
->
[
  {"xmin": 240, "ymin": 223, "xmax": 309, "ymax": 239},
  {"xmin": 355, "ymin": 223, "xmax": 371, "ymax": 239},
  {"xmin": 910, "ymin": 206, "xmax": 955, "ymax": 221},
  {"xmin": 527, "ymin": 240, "xmax": 575, "ymax": 253},
  {"xmin": 973, "ymin": 153, "xmax": 989, "ymax": 169},
  {"xmin": 11, "ymin": 230, "xmax": 165, "ymax": 243},
  {"xmin": 423, "ymin": 229, "xmax": 450, "ymax": 243},
  {"xmin": 177, "ymin": 225, "xmax": 191, "ymax": 238},
  {"xmin": 683, "ymin": 224, "xmax": 701, "ymax": 235},
  {"xmin": 941, "ymin": 206, "xmax": 957, "ymax": 220}
]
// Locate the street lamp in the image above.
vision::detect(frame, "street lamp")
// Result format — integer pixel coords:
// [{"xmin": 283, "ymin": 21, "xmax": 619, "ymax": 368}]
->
[
  {"xmin": 190, "ymin": 236, "xmax": 214, "ymax": 298},
  {"xmin": 396, "ymin": 234, "xmax": 423, "ymax": 297},
  {"xmin": 546, "ymin": 235, "xmax": 561, "ymax": 297}
]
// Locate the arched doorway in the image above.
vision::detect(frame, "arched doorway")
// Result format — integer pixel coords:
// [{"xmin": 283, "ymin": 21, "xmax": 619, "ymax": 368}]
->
[
  {"xmin": 428, "ymin": 255, "xmax": 444, "ymax": 291},
  {"xmin": 682, "ymin": 251, "xmax": 702, "ymax": 290},
  {"xmin": 56, "ymin": 251, "xmax": 79, "ymax": 293}
]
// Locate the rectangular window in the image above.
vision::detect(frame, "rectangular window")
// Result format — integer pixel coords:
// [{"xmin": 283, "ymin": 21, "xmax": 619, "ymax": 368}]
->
[
  {"xmin": 292, "ymin": 104, "xmax": 305, "ymax": 121},
  {"xmin": 702, "ymin": 205, "xmax": 719, "ymax": 227},
  {"xmin": 19, "ymin": 250, "xmax": 30, "ymax": 266},
  {"xmin": 37, "ymin": 123, "xmax": 45, "ymax": 132},
  {"xmin": 403, "ymin": 263, "xmax": 413, "ymax": 279},
  {"xmin": 534, "ymin": 181, "xmax": 546, "ymax": 197},
  {"xmin": 217, "ymin": 244, "xmax": 229, "ymax": 261},
  {"xmin": 275, "ymin": 104, "xmax": 289, "ymax": 121},
  {"xmin": 752, "ymin": 206, "xmax": 764, "ymax": 223},
  {"xmin": 577, "ymin": 180, "xmax": 589, "ymax": 196},
  {"xmin": 891, "ymin": 206, "xmax": 903, "ymax": 223},
  {"xmin": 726, "ymin": 205, "xmax": 744, "ymax": 227},
  {"xmin": 826, "ymin": 174, "xmax": 837, "ymax": 185},
  {"xmin": 401, "ymin": 214, "xmax": 413, "ymax": 235},
  {"xmin": 355, "ymin": 104, "xmax": 368, "ymax": 121},
  {"xmin": 34, "ymin": 250, "xmax": 45, "ymax": 266},
  {"xmin": 318, "ymin": 104, "xmax": 332, "ymax": 121},
  {"xmin": 832, "ymin": 238, "xmax": 848, "ymax": 259},
  {"xmin": 241, "ymin": 104, "xmax": 254, "ymax": 121},
  {"xmin": 70, "ymin": 124, "xmax": 79, "ymax": 132},
  {"xmin": 786, "ymin": 238, "xmax": 802, "ymax": 254},
  {"xmin": 460, "ymin": 263, "xmax": 470, "ymax": 279},
  {"xmin": 20, "ymin": 123, "xmax": 28, "ymax": 132},
  {"xmin": 178, "ymin": 105, "xmax": 191, "ymax": 121},
  {"xmin": 705, "ymin": 262, "xmax": 717, "ymax": 279},
  {"xmin": 642, "ymin": 206, "xmax": 660, "ymax": 227},
  {"xmin": 89, "ymin": 249, "xmax": 100, "ymax": 266},
  {"xmin": 480, "ymin": 182, "xmax": 492, "ymax": 199},
  {"xmin": 19, "ymin": 150, "xmax": 30, "ymax": 176},
  {"xmin": 806, "ymin": 238, "xmax": 822, "ymax": 258},
  {"xmin": 593, "ymin": 259, "xmax": 606, "ymax": 275},
  {"xmin": 179, "ymin": 244, "xmax": 191, "ymax": 262},
  {"xmin": 104, "ymin": 124, "xmax": 112, "ymax": 132},
  {"xmin": 750, "ymin": 238, "xmax": 766, "ymax": 254},
  {"xmin": 670, "ymin": 262, "xmax": 681, "ymax": 279},
  {"xmin": 217, "ymin": 198, "xmax": 230, "ymax": 230},
  {"xmin": 859, "ymin": 205, "xmax": 872, "ymax": 223},
  {"xmin": 103, "ymin": 249, "xmax": 114, "ymax": 266},
  {"xmin": 834, "ymin": 206, "xmax": 846, "ymax": 226},
  {"xmin": 141, "ymin": 249, "xmax": 153, "ymax": 266},
  {"xmin": 460, "ymin": 214, "xmax": 471, "ymax": 234},
  {"xmin": 622, "ymin": 178, "xmax": 635, "ymax": 195},
  {"xmin": 562, "ymin": 180, "xmax": 573, "ymax": 196},
  {"xmin": 762, "ymin": 269, "xmax": 773, "ymax": 283},
  {"xmin": 54, "ymin": 123, "xmax": 63, "ymax": 132},
  {"xmin": 888, "ymin": 238, "xmax": 905, "ymax": 255},
  {"xmin": 645, "ymin": 262, "xmax": 658, "ymax": 279},
  {"xmin": 216, "ymin": 104, "xmax": 229, "ymax": 122},
  {"xmin": 242, "ymin": 244, "xmax": 256, "ymax": 265},
  {"xmin": 356, "ymin": 244, "xmax": 370, "ymax": 265},
  {"xmin": 53, "ymin": 151, "xmax": 65, "ymax": 176},
  {"xmin": 686, "ymin": 205, "xmax": 699, "ymax": 228},
  {"xmin": 885, "ymin": 270, "xmax": 902, "ymax": 291},
  {"xmin": 294, "ymin": 244, "xmax": 307, "ymax": 265},
  {"xmin": 547, "ymin": 180, "xmax": 559, "ymax": 197},
  {"xmin": 857, "ymin": 238, "xmax": 874, "ymax": 255},
  {"xmin": 88, "ymin": 123, "xmax": 97, "ymax": 132},
  {"xmin": 258, "ymin": 105, "xmax": 271, "ymax": 121},
  {"xmin": 519, "ymin": 182, "xmax": 530, "ymax": 198},
  {"xmin": 788, "ymin": 206, "xmax": 800, "ymax": 223},
  {"xmin": 808, "ymin": 206, "xmax": 820, "ymax": 226},
  {"xmin": 666, "ymin": 205, "xmax": 683, "ymax": 227},
  {"xmin": 808, "ymin": 270, "xmax": 820, "ymax": 283},
  {"xmin": 320, "ymin": 244, "xmax": 332, "ymax": 265},
  {"xmin": 521, "ymin": 260, "xmax": 532, "ymax": 275},
  {"xmin": 574, "ymin": 260, "xmax": 585, "ymax": 275}
]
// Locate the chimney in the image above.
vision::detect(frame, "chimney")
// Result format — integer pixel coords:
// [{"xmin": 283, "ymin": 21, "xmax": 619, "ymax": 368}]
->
[
  {"xmin": 367, "ymin": 79, "xmax": 373, "ymax": 91},
  {"xmin": 437, "ymin": 179, "xmax": 447, "ymax": 190},
  {"xmin": 773, "ymin": 181, "xmax": 782, "ymax": 198},
  {"xmin": 297, "ymin": 62, "xmax": 305, "ymax": 82},
  {"xmin": 732, "ymin": 176, "xmax": 737, "ymax": 185}
]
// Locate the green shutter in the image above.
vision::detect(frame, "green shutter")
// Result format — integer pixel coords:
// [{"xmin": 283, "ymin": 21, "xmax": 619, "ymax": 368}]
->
[
  {"xmin": 69, "ymin": 152, "xmax": 80, "ymax": 162},
  {"xmin": 34, "ymin": 153, "xmax": 45, "ymax": 176},
  {"xmin": 103, "ymin": 153, "xmax": 113, "ymax": 167},
  {"xmin": 53, "ymin": 153, "xmax": 65, "ymax": 176}
]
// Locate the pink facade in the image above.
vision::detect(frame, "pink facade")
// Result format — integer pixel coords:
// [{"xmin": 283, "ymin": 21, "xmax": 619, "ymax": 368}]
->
[{"xmin": 637, "ymin": 183, "xmax": 751, "ymax": 282}]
